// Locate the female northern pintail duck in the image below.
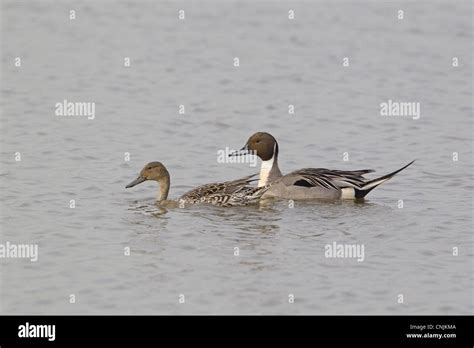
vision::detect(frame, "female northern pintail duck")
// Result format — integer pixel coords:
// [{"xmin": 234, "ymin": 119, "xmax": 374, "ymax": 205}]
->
[
  {"xmin": 229, "ymin": 132, "xmax": 415, "ymax": 200},
  {"xmin": 125, "ymin": 161, "xmax": 269, "ymax": 207}
]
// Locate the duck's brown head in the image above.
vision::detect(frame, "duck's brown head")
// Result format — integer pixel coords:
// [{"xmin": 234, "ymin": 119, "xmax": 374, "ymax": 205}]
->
[
  {"xmin": 126, "ymin": 161, "xmax": 169, "ymax": 188},
  {"xmin": 229, "ymin": 132, "xmax": 279, "ymax": 161}
]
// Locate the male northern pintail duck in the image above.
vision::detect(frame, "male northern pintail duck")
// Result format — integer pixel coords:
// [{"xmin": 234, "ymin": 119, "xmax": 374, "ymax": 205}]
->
[
  {"xmin": 126, "ymin": 161, "xmax": 269, "ymax": 207},
  {"xmin": 229, "ymin": 132, "xmax": 415, "ymax": 200}
]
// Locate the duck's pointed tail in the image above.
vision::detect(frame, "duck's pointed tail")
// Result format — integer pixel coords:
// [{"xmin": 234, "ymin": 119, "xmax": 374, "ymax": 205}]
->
[{"xmin": 354, "ymin": 160, "xmax": 415, "ymax": 199}]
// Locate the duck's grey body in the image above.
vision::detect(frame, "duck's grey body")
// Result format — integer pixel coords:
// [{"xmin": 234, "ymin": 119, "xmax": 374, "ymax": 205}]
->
[
  {"xmin": 263, "ymin": 181, "xmax": 341, "ymax": 199},
  {"xmin": 262, "ymin": 168, "xmax": 366, "ymax": 200},
  {"xmin": 230, "ymin": 132, "xmax": 415, "ymax": 200},
  {"xmin": 261, "ymin": 168, "xmax": 376, "ymax": 200}
]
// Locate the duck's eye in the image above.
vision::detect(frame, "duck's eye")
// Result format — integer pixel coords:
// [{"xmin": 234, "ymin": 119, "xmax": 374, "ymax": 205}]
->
[{"xmin": 256, "ymin": 140, "xmax": 260, "ymax": 143}]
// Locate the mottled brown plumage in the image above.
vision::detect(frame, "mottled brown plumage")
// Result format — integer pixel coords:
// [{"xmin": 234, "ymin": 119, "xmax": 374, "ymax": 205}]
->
[{"xmin": 126, "ymin": 162, "xmax": 269, "ymax": 207}]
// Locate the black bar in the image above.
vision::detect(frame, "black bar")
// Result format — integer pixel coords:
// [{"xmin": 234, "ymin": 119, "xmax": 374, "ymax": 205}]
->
[{"xmin": 0, "ymin": 315, "xmax": 472, "ymax": 346}]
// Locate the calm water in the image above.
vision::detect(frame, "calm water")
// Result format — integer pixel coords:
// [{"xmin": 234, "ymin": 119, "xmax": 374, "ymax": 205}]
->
[{"xmin": 1, "ymin": 0, "xmax": 472, "ymax": 314}]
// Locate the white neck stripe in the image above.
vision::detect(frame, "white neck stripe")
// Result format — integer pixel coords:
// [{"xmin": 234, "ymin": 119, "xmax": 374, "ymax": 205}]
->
[{"xmin": 258, "ymin": 155, "xmax": 274, "ymax": 187}]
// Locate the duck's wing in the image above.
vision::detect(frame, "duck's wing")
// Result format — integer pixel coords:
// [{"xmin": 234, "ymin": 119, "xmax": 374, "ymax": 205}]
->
[
  {"xmin": 201, "ymin": 184, "xmax": 271, "ymax": 207},
  {"xmin": 280, "ymin": 168, "xmax": 375, "ymax": 190},
  {"xmin": 280, "ymin": 160, "xmax": 414, "ymax": 198},
  {"xmin": 179, "ymin": 173, "xmax": 259, "ymax": 204}
]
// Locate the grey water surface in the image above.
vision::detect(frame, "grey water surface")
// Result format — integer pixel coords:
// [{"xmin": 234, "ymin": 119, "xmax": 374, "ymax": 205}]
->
[{"xmin": 0, "ymin": 0, "xmax": 472, "ymax": 314}]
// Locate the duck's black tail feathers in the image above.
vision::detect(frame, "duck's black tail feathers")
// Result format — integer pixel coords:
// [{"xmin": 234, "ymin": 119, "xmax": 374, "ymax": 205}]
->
[{"xmin": 354, "ymin": 160, "xmax": 415, "ymax": 199}]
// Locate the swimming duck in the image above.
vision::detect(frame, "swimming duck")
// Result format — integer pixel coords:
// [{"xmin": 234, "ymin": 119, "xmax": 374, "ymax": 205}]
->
[
  {"xmin": 125, "ymin": 161, "xmax": 269, "ymax": 207},
  {"xmin": 229, "ymin": 132, "xmax": 414, "ymax": 200}
]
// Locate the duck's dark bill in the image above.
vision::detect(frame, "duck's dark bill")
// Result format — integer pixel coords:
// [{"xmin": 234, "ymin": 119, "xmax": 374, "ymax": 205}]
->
[
  {"xmin": 228, "ymin": 145, "xmax": 249, "ymax": 157},
  {"xmin": 126, "ymin": 176, "xmax": 146, "ymax": 188}
]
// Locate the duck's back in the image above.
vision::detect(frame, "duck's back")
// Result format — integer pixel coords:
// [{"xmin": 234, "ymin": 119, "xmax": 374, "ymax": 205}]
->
[
  {"xmin": 178, "ymin": 173, "xmax": 265, "ymax": 206},
  {"xmin": 262, "ymin": 167, "xmax": 374, "ymax": 200}
]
